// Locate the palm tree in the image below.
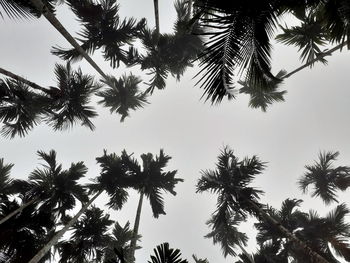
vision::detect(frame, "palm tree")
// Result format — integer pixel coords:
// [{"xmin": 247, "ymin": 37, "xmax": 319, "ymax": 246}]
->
[
  {"xmin": 52, "ymin": 0, "xmax": 145, "ymax": 69},
  {"xmin": 56, "ymin": 206, "xmax": 113, "ymax": 263},
  {"xmin": 0, "ymin": 197, "xmax": 55, "ymax": 263},
  {"xmin": 194, "ymin": 0, "xmax": 350, "ymax": 105},
  {"xmin": 103, "ymin": 221, "xmax": 142, "ymax": 263},
  {"xmin": 138, "ymin": 0, "xmax": 203, "ymax": 93},
  {"xmin": 28, "ymin": 149, "xmax": 133, "ymax": 263},
  {"xmin": 196, "ymin": 146, "xmax": 330, "ymax": 263},
  {"xmin": 0, "ymin": 62, "xmax": 101, "ymax": 137},
  {"xmin": 96, "ymin": 74, "xmax": 149, "ymax": 122},
  {"xmin": 28, "ymin": 0, "xmax": 109, "ymax": 80},
  {"xmin": 0, "ymin": 149, "xmax": 88, "ymax": 225},
  {"xmin": 298, "ymin": 151, "xmax": 350, "ymax": 204},
  {"xmin": 124, "ymin": 150, "xmax": 183, "ymax": 262},
  {"xmin": 149, "ymin": 243, "xmax": 188, "ymax": 263}
]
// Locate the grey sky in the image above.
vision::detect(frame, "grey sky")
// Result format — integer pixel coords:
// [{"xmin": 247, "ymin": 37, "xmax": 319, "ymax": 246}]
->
[{"xmin": 1, "ymin": 1, "xmax": 350, "ymax": 262}]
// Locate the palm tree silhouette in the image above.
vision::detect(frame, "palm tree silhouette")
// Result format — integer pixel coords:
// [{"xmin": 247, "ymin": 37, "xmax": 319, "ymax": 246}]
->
[
  {"xmin": 0, "ymin": 62, "xmax": 100, "ymax": 137},
  {"xmin": 0, "ymin": 150, "xmax": 88, "ymax": 225},
  {"xmin": 298, "ymin": 151, "xmax": 350, "ymax": 204},
  {"xmin": 197, "ymin": 146, "xmax": 330, "ymax": 263},
  {"xmin": 122, "ymin": 150, "xmax": 183, "ymax": 262},
  {"xmin": 56, "ymin": 206, "xmax": 113, "ymax": 262}
]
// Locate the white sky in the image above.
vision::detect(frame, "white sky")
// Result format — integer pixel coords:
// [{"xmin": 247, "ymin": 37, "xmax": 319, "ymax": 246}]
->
[{"xmin": 1, "ymin": 1, "xmax": 350, "ymax": 262}]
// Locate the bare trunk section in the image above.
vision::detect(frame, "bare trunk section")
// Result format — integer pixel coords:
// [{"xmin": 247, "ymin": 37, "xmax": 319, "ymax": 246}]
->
[
  {"xmin": 128, "ymin": 192, "xmax": 144, "ymax": 262},
  {"xmin": 153, "ymin": 0, "xmax": 160, "ymax": 37},
  {"xmin": 247, "ymin": 199, "xmax": 330, "ymax": 263},
  {"xmin": 28, "ymin": 190, "xmax": 103, "ymax": 263},
  {"xmin": 0, "ymin": 67, "xmax": 47, "ymax": 92},
  {"xmin": 283, "ymin": 41, "xmax": 348, "ymax": 79},
  {"xmin": 0, "ymin": 197, "xmax": 38, "ymax": 225},
  {"xmin": 237, "ymin": 243, "xmax": 254, "ymax": 263},
  {"xmin": 29, "ymin": 0, "xmax": 109, "ymax": 81}
]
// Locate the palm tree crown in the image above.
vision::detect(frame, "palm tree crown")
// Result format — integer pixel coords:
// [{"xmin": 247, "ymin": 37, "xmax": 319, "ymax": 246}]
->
[{"xmin": 298, "ymin": 151, "xmax": 350, "ymax": 204}]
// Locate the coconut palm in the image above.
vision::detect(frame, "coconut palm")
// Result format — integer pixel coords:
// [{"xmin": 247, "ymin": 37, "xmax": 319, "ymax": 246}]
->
[
  {"xmin": 194, "ymin": 0, "xmax": 350, "ymax": 105},
  {"xmin": 298, "ymin": 151, "xmax": 350, "ymax": 204},
  {"xmin": 96, "ymin": 74, "xmax": 149, "ymax": 122},
  {"xmin": 56, "ymin": 206, "xmax": 113, "ymax": 263},
  {"xmin": 196, "ymin": 146, "xmax": 330, "ymax": 263},
  {"xmin": 0, "ymin": 62, "xmax": 101, "ymax": 137},
  {"xmin": 122, "ymin": 149, "xmax": 182, "ymax": 262}
]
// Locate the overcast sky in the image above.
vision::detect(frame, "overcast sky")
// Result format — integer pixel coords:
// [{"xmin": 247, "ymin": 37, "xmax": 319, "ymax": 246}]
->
[{"xmin": 1, "ymin": 1, "xmax": 350, "ymax": 262}]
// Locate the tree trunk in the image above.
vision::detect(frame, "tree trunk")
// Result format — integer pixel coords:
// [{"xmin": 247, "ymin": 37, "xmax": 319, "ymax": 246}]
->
[
  {"xmin": 128, "ymin": 192, "xmax": 144, "ymax": 262},
  {"xmin": 246, "ymin": 199, "xmax": 330, "ymax": 263},
  {"xmin": 153, "ymin": 0, "xmax": 160, "ymax": 37},
  {"xmin": 282, "ymin": 41, "xmax": 348, "ymax": 79},
  {"xmin": 0, "ymin": 67, "xmax": 48, "ymax": 92},
  {"xmin": 28, "ymin": 190, "xmax": 103, "ymax": 263},
  {"xmin": 0, "ymin": 197, "xmax": 38, "ymax": 225},
  {"xmin": 28, "ymin": 0, "xmax": 109, "ymax": 81},
  {"xmin": 237, "ymin": 243, "xmax": 254, "ymax": 263}
]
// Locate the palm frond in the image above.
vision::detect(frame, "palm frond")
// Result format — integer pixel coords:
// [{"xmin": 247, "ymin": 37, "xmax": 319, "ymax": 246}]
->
[
  {"xmin": 45, "ymin": 62, "xmax": 100, "ymax": 131},
  {"xmin": 148, "ymin": 243, "xmax": 188, "ymax": 263},
  {"xmin": 97, "ymin": 74, "xmax": 148, "ymax": 122}
]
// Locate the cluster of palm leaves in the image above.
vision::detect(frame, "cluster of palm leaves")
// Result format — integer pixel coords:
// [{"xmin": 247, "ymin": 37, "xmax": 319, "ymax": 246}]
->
[
  {"xmin": 197, "ymin": 146, "xmax": 350, "ymax": 263},
  {"xmin": 194, "ymin": 0, "xmax": 350, "ymax": 109},
  {"xmin": 0, "ymin": 148, "xmax": 183, "ymax": 263},
  {"xmin": 1, "ymin": 0, "xmax": 350, "ymax": 137},
  {"xmin": 0, "ymin": 0, "xmax": 203, "ymax": 138}
]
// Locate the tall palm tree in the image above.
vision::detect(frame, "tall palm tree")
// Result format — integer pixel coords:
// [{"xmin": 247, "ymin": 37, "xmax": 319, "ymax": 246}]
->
[
  {"xmin": 124, "ymin": 150, "xmax": 183, "ymax": 262},
  {"xmin": 196, "ymin": 146, "xmax": 330, "ymax": 263},
  {"xmin": 52, "ymin": 0, "xmax": 146, "ymax": 69},
  {"xmin": 0, "ymin": 149, "xmax": 88, "ymax": 225},
  {"xmin": 57, "ymin": 206, "xmax": 113, "ymax": 263},
  {"xmin": 28, "ymin": 0, "xmax": 109, "ymax": 80},
  {"xmin": 0, "ymin": 62, "xmax": 101, "ymax": 137},
  {"xmin": 28, "ymin": 149, "xmax": 134, "ymax": 263},
  {"xmin": 298, "ymin": 151, "xmax": 350, "ymax": 204}
]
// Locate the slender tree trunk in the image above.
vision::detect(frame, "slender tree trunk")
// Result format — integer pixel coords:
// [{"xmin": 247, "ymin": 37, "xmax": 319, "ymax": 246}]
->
[
  {"xmin": 237, "ymin": 243, "xmax": 254, "ymax": 263},
  {"xmin": 0, "ymin": 67, "xmax": 48, "ymax": 92},
  {"xmin": 282, "ymin": 41, "xmax": 348, "ymax": 79},
  {"xmin": 0, "ymin": 197, "xmax": 38, "ymax": 225},
  {"xmin": 28, "ymin": 190, "xmax": 103, "ymax": 263},
  {"xmin": 153, "ymin": 0, "xmax": 160, "ymax": 37},
  {"xmin": 28, "ymin": 0, "xmax": 109, "ymax": 81},
  {"xmin": 128, "ymin": 192, "xmax": 144, "ymax": 262},
  {"xmin": 246, "ymin": 199, "xmax": 330, "ymax": 263}
]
